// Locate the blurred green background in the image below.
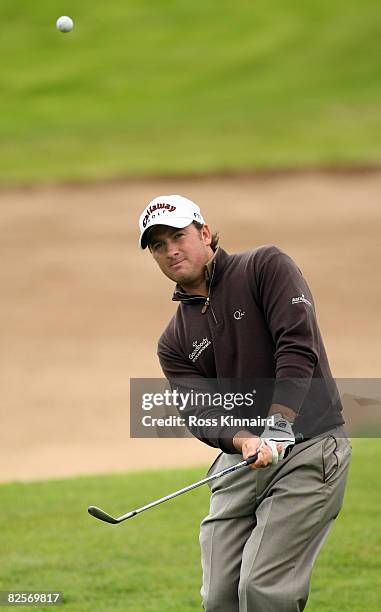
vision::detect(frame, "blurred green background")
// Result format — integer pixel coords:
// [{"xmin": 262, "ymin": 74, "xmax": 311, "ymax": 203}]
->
[{"xmin": 1, "ymin": 0, "xmax": 380, "ymax": 184}]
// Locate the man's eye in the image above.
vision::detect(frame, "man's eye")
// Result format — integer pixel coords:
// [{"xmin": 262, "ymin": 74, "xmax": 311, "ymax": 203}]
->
[{"xmin": 174, "ymin": 232, "xmax": 184, "ymax": 238}]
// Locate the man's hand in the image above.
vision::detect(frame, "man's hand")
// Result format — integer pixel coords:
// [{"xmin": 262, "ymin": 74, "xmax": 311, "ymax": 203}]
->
[
  {"xmin": 261, "ymin": 413, "xmax": 295, "ymax": 464},
  {"xmin": 233, "ymin": 431, "xmax": 283, "ymax": 469}
]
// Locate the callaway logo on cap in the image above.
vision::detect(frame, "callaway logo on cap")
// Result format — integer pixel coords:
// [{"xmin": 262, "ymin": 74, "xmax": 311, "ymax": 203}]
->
[{"xmin": 139, "ymin": 194, "xmax": 205, "ymax": 249}]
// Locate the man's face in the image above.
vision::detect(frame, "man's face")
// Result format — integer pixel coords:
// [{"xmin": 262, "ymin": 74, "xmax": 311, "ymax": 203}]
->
[{"xmin": 148, "ymin": 223, "xmax": 213, "ymax": 287}]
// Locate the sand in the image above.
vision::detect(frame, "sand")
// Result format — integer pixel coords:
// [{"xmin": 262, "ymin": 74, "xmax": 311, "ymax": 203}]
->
[{"xmin": 1, "ymin": 170, "xmax": 380, "ymax": 482}]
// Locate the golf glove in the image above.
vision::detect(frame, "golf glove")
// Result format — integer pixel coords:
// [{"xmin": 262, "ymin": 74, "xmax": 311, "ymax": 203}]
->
[{"xmin": 261, "ymin": 413, "xmax": 295, "ymax": 465}]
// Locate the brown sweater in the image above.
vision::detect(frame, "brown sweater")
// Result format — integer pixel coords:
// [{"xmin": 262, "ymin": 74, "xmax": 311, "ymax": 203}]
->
[{"xmin": 158, "ymin": 245, "xmax": 344, "ymax": 453}]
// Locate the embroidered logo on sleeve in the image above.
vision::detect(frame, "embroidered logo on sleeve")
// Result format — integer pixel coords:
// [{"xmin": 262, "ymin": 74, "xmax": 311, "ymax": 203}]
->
[
  {"xmin": 291, "ymin": 293, "xmax": 312, "ymax": 307},
  {"xmin": 189, "ymin": 338, "xmax": 212, "ymax": 362}
]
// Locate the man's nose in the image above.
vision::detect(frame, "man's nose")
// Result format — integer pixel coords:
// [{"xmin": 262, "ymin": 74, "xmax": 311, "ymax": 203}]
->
[{"xmin": 166, "ymin": 240, "xmax": 180, "ymax": 258}]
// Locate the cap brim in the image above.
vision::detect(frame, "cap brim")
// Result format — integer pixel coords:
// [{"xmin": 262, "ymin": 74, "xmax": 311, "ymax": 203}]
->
[{"xmin": 140, "ymin": 217, "xmax": 193, "ymax": 249}]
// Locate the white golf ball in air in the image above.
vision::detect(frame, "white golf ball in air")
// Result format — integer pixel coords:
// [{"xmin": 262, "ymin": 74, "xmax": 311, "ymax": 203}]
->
[{"xmin": 56, "ymin": 16, "xmax": 74, "ymax": 33}]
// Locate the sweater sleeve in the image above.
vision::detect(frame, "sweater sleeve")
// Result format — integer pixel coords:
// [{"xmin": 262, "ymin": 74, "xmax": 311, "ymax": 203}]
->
[
  {"xmin": 255, "ymin": 246, "xmax": 320, "ymax": 413},
  {"xmin": 158, "ymin": 331, "xmax": 242, "ymax": 454}
]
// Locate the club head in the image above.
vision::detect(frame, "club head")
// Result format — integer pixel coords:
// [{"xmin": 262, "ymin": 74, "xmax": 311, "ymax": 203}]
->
[{"xmin": 88, "ymin": 506, "xmax": 119, "ymax": 524}]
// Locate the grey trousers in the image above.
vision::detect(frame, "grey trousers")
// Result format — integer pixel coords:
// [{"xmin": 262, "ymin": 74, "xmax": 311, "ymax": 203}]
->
[{"xmin": 200, "ymin": 427, "xmax": 351, "ymax": 612}]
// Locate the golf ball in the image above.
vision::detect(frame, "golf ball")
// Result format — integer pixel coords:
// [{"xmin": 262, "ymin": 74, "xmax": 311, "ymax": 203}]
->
[{"xmin": 56, "ymin": 16, "xmax": 74, "ymax": 33}]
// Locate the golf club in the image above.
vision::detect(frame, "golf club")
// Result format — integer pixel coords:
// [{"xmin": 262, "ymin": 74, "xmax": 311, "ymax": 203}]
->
[
  {"xmin": 88, "ymin": 433, "xmax": 305, "ymax": 525},
  {"xmin": 88, "ymin": 451, "xmax": 260, "ymax": 525}
]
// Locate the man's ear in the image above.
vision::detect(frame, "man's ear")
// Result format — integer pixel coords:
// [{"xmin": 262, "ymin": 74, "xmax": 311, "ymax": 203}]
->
[{"xmin": 201, "ymin": 224, "xmax": 212, "ymax": 246}]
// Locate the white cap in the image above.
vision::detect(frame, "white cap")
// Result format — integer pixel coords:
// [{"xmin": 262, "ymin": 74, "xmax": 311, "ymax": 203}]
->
[{"xmin": 139, "ymin": 194, "xmax": 205, "ymax": 249}]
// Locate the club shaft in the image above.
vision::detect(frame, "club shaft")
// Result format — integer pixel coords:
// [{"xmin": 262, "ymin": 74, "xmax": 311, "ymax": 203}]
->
[{"xmin": 116, "ymin": 453, "xmax": 257, "ymax": 522}]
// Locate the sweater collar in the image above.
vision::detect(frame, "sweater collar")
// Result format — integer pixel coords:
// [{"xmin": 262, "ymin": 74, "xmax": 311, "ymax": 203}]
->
[{"xmin": 172, "ymin": 247, "xmax": 229, "ymax": 303}]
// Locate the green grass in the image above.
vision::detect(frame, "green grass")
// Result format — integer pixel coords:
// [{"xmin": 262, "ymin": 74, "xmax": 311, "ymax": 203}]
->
[
  {"xmin": 0, "ymin": 1, "xmax": 380, "ymax": 184},
  {"xmin": 0, "ymin": 439, "xmax": 380, "ymax": 611}
]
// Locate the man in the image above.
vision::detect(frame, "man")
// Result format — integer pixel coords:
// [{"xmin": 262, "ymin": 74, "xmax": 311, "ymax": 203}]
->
[{"xmin": 138, "ymin": 194, "xmax": 351, "ymax": 612}]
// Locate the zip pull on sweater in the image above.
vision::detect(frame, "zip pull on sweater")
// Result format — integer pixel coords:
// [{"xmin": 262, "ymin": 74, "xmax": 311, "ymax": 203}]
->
[
  {"xmin": 201, "ymin": 297, "xmax": 210, "ymax": 314},
  {"xmin": 202, "ymin": 260, "xmax": 217, "ymax": 314}
]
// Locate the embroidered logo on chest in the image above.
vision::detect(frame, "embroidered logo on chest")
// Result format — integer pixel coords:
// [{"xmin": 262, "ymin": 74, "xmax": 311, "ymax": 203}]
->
[
  {"xmin": 189, "ymin": 338, "xmax": 212, "ymax": 362},
  {"xmin": 233, "ymin": 309, "xmax": 245, "ymax": 320}
]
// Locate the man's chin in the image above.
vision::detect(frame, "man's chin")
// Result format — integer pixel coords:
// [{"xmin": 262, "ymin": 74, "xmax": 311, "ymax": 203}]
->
[
  {"xmin": 170, "ymin": 270, "xmax": 196, "ymax": 287},
  {"xmin": 168, "ymin": 264, "xmax": 191, "ymax": 283},
  {"xmin": 173, "ymin": 273, "xmax": 192, "ymax": 285}
]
